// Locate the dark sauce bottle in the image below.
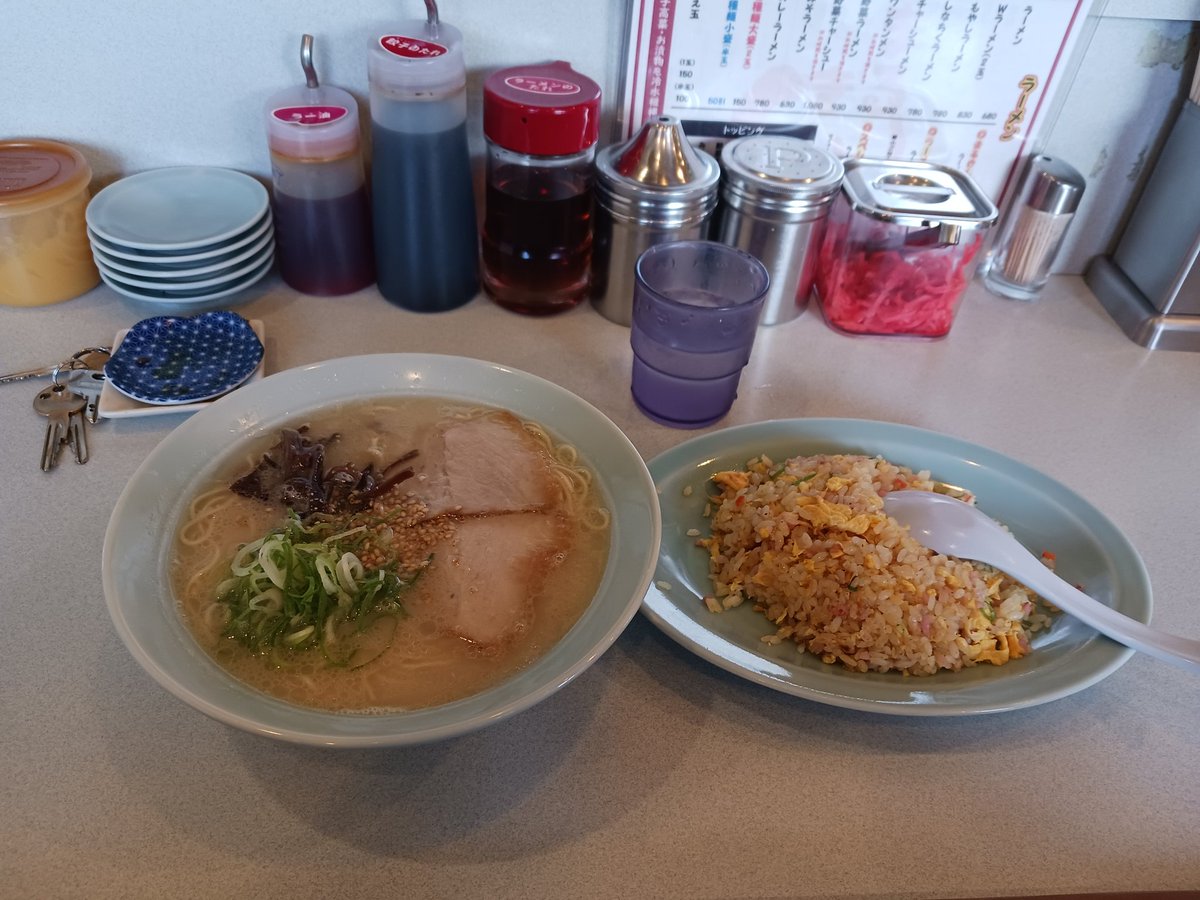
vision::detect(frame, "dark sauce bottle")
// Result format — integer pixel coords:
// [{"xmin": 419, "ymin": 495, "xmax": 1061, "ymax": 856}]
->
[
  {"xmin": 481, "ymin": 61, "xmax": 601, "ymax": 315},
  {"xmin": 368, "ymin": 20, "xmax": 478, "ymax": 312},
  {"xmin": 265, "ymin": 35, "xmax": 375, "ymax": 296},
  {"xmin": 481, "ymin": 162, "xmax": 593, "ymax": 314}
]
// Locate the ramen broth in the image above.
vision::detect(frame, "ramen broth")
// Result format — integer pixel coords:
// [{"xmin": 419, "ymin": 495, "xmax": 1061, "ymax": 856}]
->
[{"xmin": 171, "ymin": 398, "xmax": 611, "ymax": 712}]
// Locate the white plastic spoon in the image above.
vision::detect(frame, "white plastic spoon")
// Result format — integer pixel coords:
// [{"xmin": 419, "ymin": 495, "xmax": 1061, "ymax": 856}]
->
[{"xmin": 883, "ymin": 490, "xmax": 1200, "ymax": 674}]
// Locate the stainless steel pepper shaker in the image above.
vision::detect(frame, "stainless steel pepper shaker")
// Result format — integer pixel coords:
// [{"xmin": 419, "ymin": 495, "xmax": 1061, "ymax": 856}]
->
[
  {"xmin": 716, "ymin": 136, "xmax": 844, "ymax": 326},
  {"xmin": 591, "ymin": 116, "xmax": 721, "ymax": 326}
]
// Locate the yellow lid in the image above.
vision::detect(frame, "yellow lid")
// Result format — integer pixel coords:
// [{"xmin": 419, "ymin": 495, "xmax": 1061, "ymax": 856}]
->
[{"xmin": 0, "ymin": 139, "xmax": 92, "ymax": 216}]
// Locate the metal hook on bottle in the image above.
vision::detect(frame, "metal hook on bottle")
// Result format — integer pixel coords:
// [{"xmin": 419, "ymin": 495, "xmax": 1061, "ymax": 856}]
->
[{"xmin": 300, "ymin": 33, "xmax": 319, "ymax": 89}]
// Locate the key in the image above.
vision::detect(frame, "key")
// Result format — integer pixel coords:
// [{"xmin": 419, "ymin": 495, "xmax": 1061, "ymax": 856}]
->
[
  {"xmin": 52, "ymin": 348, "xmax": 111, "ymax": 425},
  {"xmin": 2, "ymin": 346, "xmax": 109, "ymax": 386},
  {"xmin": 63, "ymin": 368, "xmax": 106, "ymax": 424},
  {"xmin": 33, "ymin": 384, "xmax": 87, "ymax": 471},
  {"xmin": 1, "ymin": 363, "xmax": 57, "ymax": 385}
]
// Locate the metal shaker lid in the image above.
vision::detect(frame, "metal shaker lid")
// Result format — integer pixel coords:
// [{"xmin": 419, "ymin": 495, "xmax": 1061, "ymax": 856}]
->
[
  {"xmin": 1024, "ymin": 155, "xmax": 1085, "ymax": 215},
  {"xmin": 594, "ymin": 116, "xmax": 720, "ymax": 227},
  {"xmin": 720, "ymin": 135, "xmax": 844, "ymax": 216},
  {"xmin": 841, "ymin": 158, "xmax": 998, "ymax": 231}
]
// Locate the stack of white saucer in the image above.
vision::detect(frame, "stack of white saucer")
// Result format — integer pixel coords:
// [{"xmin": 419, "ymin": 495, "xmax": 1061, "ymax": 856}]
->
[{"xmin": 86, "ymin": 166, "xmax": 274, "ymax": 306}]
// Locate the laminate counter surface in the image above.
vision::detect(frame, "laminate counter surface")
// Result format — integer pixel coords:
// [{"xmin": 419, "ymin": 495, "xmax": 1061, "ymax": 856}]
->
[{"xmin": 2, "ymin": 276, "xmax": 1197, "ymax": 899}]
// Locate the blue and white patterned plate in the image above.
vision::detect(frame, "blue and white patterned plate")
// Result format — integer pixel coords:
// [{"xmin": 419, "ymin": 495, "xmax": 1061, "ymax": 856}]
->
[{"xmin": 104, "ymin": 311, "xmax": 265, "ymax": 405}]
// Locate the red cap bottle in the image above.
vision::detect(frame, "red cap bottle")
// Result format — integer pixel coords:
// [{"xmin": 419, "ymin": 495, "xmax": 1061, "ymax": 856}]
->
[
  {"xmin": 480, "ymin": 61, "xmax": 603, "ymax": 316},
  {"xmin": 483, "ymin": 61, "xmax": 602, "ymax": 156}
]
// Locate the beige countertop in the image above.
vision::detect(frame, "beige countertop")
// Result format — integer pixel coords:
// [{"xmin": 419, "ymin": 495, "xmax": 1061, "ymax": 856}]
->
[{"xmin": 2, "ymin": 275, "xmax": 1198, "ymax": 899}]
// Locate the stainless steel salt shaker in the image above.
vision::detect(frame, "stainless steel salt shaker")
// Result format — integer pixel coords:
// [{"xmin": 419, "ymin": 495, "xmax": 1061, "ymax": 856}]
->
[
  {"xmin": 716, "ymin": 136, "xmax": 844, "ymax": 325},
  {"xmin": 591, "ymin": 116, "xmax": 721, "ymax": 326}
]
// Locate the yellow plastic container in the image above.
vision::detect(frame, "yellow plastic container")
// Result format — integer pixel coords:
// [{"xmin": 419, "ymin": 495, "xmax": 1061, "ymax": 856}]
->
[{"xmin": 0, "ymin": 139, "xmax": 100, "ymax": 306}]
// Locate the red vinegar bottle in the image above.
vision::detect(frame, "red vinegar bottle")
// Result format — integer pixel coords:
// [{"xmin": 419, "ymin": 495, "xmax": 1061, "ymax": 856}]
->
[{"xmin": 480, "ymin": 61, "xmax": 602, "ymax": 315}]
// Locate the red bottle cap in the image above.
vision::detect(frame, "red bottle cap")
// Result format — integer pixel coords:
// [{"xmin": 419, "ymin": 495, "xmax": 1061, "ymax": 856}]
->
[{"xmin": 483, "ymin": 61, "xmax": 601, "ymax": 156}]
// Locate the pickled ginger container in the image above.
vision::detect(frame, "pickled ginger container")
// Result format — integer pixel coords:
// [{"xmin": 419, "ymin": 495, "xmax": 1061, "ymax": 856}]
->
[
  {"xmin": 0, "ymin": 139, "xmax": 99, "ymax": 306},
  {"xmin": 815, "ymin": 159, "xmax": 997, "ymax": 338}
]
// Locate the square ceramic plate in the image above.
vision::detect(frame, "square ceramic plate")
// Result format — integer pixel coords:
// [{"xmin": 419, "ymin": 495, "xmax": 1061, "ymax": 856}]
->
[{"xmin": 97, "ymin": 319, "xmax": 265, "ymax": 419}]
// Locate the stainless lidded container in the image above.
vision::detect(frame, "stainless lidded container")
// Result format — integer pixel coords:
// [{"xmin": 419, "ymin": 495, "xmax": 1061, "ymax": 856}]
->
[
  {"xmin": 716, "ymin": 136, "xmax": 844, "ymax": 325},
  {"xmin": 591, "ymin": 115, "xmax": 721, "ymax": 326},
  {"xmin": 815, "ymin": 158, "xmax": 998, "ymax": 338}
]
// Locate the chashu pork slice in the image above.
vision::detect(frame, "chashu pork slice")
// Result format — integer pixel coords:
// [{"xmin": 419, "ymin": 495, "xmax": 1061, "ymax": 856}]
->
[
  {"xmin": 416, "ymin": 512, "xmax": 568, "ymax": 648},
  {"xmin": 414, "ymin": 412, "xmax": 560, "ymax": 518}
]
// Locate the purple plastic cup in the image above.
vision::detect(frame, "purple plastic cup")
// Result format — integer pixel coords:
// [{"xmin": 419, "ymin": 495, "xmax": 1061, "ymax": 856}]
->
[{"xmin": 630, "ymin": 240, "xmax": 770, "ymax": 428}]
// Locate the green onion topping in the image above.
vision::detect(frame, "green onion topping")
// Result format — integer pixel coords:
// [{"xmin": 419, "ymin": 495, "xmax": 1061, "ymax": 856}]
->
[{"xmin": 216, "ymin": 512, "xmax": 421, "ymax": 664}]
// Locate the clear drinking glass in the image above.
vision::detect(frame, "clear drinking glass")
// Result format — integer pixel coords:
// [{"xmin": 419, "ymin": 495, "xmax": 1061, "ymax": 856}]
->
[{"xmin": 630, "ymin": 240, "xmax": 770, "ymax": 428}]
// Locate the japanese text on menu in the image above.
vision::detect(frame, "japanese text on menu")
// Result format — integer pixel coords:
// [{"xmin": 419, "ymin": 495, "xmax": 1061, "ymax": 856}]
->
[{"xmin": 622, "ymin": 0, "xmax": 1090, "ymax": 201}]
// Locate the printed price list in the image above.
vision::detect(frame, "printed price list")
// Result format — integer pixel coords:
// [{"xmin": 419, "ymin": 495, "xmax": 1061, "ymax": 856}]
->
[{"xmin": 622, "ymin": 0, "xmax": 1089, "ymax": 200}]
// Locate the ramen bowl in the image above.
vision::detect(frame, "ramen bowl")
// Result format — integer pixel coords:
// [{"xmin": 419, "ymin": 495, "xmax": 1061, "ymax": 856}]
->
[{"xmin": 102, "ymin": 354, "xmax": 661, "ymax": 747}]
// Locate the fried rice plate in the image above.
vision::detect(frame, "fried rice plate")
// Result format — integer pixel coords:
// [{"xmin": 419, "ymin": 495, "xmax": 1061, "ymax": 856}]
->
[{"xmin": 700, "ymin": 453, "xmax": 1055, "ymax": 675}]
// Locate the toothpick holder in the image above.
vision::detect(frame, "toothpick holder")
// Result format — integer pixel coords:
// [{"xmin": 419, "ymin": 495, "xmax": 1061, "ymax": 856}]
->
[{"xmin": 982, "ymin": 155, "xmax": 1084, "ymax": 302}]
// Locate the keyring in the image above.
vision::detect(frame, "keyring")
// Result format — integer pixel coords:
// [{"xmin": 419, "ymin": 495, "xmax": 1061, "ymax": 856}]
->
[
  {"xmin": 51, "ymin": 359, "xmax": 87, "ymax": 387},
  {"xmin": 51, "ymin": 347, "xmax": 109, "ymax": 387},
  {"xmin": 72, "ymin": 346, "xmax": 111, "ymax": 362}
]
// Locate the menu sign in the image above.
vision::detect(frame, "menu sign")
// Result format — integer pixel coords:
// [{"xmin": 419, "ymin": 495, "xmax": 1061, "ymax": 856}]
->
[{"xmin": 620, "ymin": 0, "xmax": 1091, "ymax": 202}]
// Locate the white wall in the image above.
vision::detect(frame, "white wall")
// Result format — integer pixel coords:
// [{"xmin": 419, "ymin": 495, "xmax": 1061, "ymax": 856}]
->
[
  {"xmin": 2, "ymin": 1, "xmax": 625, "ymax": 185},
  {"xmin": 4, "ymin": 1, "xmax": 1195, "ymax": 274},
  {"xmin": 1033, "ymin": 10, "xmax": 1196, "ymax": 271}
]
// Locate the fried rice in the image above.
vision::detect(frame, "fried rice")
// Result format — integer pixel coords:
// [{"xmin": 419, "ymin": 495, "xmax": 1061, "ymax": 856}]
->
[{"xmin": 700, "ymin": 453, "xmax": 1055, "ymax": 675}]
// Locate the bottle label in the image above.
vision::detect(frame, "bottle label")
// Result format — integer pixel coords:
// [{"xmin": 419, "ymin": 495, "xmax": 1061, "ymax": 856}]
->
[
  {"xmin": 504, "ymin": 75, "xmax": 580, "ymax": 96},
  {"xmin": 379, "ymin": 35, "xmax": 448, "ymax": 58},
  {"xmin": 271, "ymin": 106, "xmax": 349, "ymax": 126}
]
